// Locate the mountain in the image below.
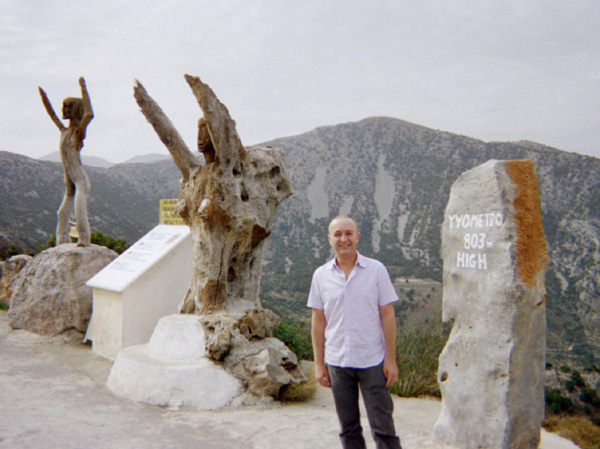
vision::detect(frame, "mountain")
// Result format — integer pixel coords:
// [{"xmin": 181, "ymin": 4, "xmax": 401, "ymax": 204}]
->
[
  {"xmin": 122, "ymin": 153, "xmax": 170, "ymax": 164},
  {"xmin": 39, "ymin": 152, "xmax": 114, "ymax": 168},
  {"xmin": 1, "ymin": 117, "xmax": 599, "ymax": 367}
]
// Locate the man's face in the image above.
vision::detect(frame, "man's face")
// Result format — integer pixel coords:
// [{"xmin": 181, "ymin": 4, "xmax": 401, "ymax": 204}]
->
[{"xmin": 328, "ymin": 217, "xmax": 360, "ymax": 258}]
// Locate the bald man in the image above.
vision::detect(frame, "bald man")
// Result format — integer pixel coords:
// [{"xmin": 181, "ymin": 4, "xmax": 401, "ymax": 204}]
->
[{"xmin": 308, "ymin": 215, "xmax": 402, "ymax": 449}]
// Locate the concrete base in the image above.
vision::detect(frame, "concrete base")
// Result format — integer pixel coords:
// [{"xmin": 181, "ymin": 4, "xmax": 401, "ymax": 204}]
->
[{"xmin": 106, "ymin": 314, "xmax": 243, "ymax": 410}]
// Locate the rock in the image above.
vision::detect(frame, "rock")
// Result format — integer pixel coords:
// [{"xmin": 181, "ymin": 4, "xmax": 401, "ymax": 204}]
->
[
  {"xmin": 434, "ymin": 160, "xmax": 548, "ymax": 449},
  {"xmin": 1, "ymin": 254, "xmax": 33, "ymax": 302},
  {"xmin": 199, "ymin": 309, "xmax": 305, "ymax": 398},
  {"xmin": 224, "ymin": 336, "xmax": 306, "ymax": 398},
  {"xmin": 7, "ymin": 244, "xmax": 117, "ymax": 337}
]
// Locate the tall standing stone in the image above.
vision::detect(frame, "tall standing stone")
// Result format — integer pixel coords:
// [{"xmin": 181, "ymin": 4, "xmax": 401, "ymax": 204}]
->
[{"xmin": 434, "ymin": 159, "xmax": 548, "ymax": 449}]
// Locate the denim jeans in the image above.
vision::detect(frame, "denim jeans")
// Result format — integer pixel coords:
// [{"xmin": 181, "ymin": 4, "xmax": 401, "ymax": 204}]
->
[{"xmin": 327, "ymin": 363, "xmax": 402, "ymax": 449}]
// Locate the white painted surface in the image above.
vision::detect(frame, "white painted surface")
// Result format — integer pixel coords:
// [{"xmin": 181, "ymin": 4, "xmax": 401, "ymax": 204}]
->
[
  {"xmin": 87, "ymin": 225, "xmax": 191, "ymax": 292},
  {"xmin": 106, "ymin": 314, "xmax": 243, "ymax": 410},
  {"xmin": 85, "ymin": 226, "xmax": 193, "ymax": 360}
]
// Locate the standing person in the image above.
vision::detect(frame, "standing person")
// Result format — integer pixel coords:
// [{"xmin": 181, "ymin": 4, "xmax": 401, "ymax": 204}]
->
[
  {"xmin": 39, "ymin": 77, "xmax": 94, "ymax": 247},
  {"xmin": 308, "ymin": 215, "xmax": 402, "ymax": 449}
]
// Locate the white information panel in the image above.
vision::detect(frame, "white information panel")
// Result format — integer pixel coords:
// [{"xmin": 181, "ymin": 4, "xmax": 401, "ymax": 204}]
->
[{"xmin": 87, "ymin": 225, "xmax": 191, "ymax": 292}]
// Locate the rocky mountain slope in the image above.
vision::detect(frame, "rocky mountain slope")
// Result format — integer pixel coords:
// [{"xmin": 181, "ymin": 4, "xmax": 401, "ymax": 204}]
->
[{"xmin": 1, "ymin": 117, "xmax": 599, "ymax": 366}]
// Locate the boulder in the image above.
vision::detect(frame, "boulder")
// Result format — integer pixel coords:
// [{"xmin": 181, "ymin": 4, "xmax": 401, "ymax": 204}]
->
[
  {"xmin": 8, "ymin": 244, "xmax": 117, "ymax": 337},
  {"xmin": 434, "ymin": 160, "xmax": 548, "ymax": 449},
  {"xmin": 224, "ymin": 336, "xmax": 306, "ymax": 398},
  {"xmin": 200, "ymin": 310, "xmax": 306, "ymax": 398},
  {"xmin": 1, "ymin": 254, "xmax": 33, "ymax": 302}
]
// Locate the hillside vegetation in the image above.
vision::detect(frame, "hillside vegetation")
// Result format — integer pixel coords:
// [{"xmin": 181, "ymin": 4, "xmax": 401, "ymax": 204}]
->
[{"xmin": 1, "ymin": 116, "xmax": 599, "ymax": 368}]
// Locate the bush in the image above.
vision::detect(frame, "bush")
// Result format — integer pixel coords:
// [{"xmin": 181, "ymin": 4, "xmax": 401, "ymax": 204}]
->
[
  {"xmin": 278, "ymin": 362, "xmax": 317, "ymax": 403},
  {"xmin": 543, "ymin": 416, "xmax": 600, "ymax": 449},
  {"xmin": 391, "ymin": 324, "xmax": 447, "ymax": 398},
  {"xmin": 570, "ymin": 371, "xmax": 587, "ymax": 388},
  {"xmin": 90, "ymin": 231, "xmax": 128, "ymax": 254},
  {"xmin": 580, "ymin": 389, "xmax": 599, "ymax": 405},
  {"xmin": 273, "ymin": 320, "xmax": 313, "ymax": 361},
  {"xmin": 545, "ymin": 388, "xmax": 573, "ymax": 414},
  {"xmin": 39, "ymin": 231, "xmax": 129, "ymax": 255}
]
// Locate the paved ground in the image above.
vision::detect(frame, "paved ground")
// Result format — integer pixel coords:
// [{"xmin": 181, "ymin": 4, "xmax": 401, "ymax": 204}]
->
[{"xmin": 0, "ymin": 311, "xmax": 579, "ymax": 449}]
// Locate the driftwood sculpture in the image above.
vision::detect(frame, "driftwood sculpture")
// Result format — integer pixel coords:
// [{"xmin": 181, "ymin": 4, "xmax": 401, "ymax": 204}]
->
[
  {"xmin": 39, "ymin": 77, "xmax": 93, "ymax": 246},
  {"xmin": 134, "ymin": 76, "xmax": 304, "ymax": 398},
  {"xmin": 133, "ymin": 75, "xmax": 292, "ymax": 319}
]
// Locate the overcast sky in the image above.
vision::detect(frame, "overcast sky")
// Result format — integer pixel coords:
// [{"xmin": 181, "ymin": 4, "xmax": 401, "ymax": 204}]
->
[{"xmin": 1, "ymin": 0, "xmax": 599, "ymax": 163}]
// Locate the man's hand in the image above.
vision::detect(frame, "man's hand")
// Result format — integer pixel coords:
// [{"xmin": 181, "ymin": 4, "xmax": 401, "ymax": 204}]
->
[
  {"xmin": 383, "ymin": 356, "xmax": 398, "ymax": 388},
  {"xmin": 315, "ymin": 362, "xmax": 331, "ymax": 388}
]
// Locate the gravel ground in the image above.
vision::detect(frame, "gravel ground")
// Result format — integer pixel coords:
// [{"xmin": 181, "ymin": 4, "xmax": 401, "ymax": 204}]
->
[{"xmin": 0, "ymin": 311, "xmax": 579, "ymax": 449}]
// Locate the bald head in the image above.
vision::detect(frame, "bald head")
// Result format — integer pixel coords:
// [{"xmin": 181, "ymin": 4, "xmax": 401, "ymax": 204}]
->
[{"xmin": 328, "ymin": 215, "xmax": 357, "ymax": 235}]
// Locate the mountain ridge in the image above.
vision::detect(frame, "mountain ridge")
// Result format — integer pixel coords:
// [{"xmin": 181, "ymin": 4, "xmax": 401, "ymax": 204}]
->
[{"xmin": 1, "ymin": 117, "xmax": 598, "ymax": 367}]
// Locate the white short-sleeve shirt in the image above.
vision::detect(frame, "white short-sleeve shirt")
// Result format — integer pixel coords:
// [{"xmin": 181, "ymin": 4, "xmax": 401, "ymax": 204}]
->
[{"xmin": 307, "ymin": 252, "xmax": 398, "ymax": 368}]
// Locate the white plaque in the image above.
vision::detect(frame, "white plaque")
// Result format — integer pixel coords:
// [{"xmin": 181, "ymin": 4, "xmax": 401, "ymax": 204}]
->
[{"xmin": 87, "ymin": 225, "xmax": 191, "ymax": 292}]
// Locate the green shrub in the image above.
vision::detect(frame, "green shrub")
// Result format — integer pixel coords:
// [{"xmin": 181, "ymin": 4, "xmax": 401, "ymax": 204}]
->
[
  {"xmin": 273, "ymin": 320, "xmax": 313, "ymax": 361},
  {"xmin": 580, "ymin": 389, "xmax": 599, "ymax": 405},
  {"xmin": 38, "ymin": 231, "xmax": 129, "ymax": 255},
  {"xmin": 391, "ymin": 324, "xmax": 447, "ymax": 398},
  {"xmin": 570, "ymin": 371, "xmax": 587, "ymax": 388},
  {"xmin": 546, "ymin": 388, "xmax": 573, "ymax": 414}
]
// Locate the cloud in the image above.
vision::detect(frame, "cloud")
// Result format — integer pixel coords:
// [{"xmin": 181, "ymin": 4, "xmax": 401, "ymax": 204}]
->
[{"xmin": 1, "ymin": 0, "xmax": 598, "ymax": 163}]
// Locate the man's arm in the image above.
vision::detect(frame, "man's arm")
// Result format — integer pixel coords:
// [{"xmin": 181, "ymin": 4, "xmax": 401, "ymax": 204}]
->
[
  {"xmin": 38, "ymin": 87, "xmax": 65, "ymax": 131},
  {"xmin": 311, "ymin": 308, "xmax": 330, "ymax": 388},
  {"xmin": 78, "ymin": 77, "xmax": 94, "ymax": 138},
  {"xmin": 380, "ymin": 303, "xmax": 398, "ymax": 388}
]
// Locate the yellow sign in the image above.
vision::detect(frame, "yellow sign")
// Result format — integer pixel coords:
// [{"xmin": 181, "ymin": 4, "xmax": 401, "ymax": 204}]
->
[{"xmin": 159, "ymin": 199, "xmax": 185, "ymax": 225}]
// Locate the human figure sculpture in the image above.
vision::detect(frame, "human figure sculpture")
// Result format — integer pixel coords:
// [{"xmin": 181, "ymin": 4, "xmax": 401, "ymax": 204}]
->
[
  {"xmin": 39, "ymin": 77, "xmax": 93, "ymax": 247},
  {"xmin": 134, "ymin": 75, "xmax": 292, "ymax": 319}
]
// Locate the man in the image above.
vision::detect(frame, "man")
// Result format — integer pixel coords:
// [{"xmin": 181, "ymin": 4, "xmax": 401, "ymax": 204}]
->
[{"xmin": 308, "ymin": 215, "xmax": 402, "ymax": 449}]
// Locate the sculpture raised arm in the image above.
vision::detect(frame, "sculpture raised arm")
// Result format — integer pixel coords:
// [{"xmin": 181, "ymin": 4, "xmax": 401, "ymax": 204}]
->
[
  {"xmin": 38, "ymin": 87, "xmax": 66, "ymax": 132},
  {"xmin": 184, "ymin": 74, "xmax": 244, "ymax": 164},
  {"xmin": 78, "ymin": 77, "xmax": 94, "ymax": 139},
  {"xmin": 133, "ymin": 80, "xmax": 200, "ymax": 181}
]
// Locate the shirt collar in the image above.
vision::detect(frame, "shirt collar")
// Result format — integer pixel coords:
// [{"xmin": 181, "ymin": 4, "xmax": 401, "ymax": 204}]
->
[{"xmin": 328, "ymin": 251, "xmax": 368, "ymax": 271}]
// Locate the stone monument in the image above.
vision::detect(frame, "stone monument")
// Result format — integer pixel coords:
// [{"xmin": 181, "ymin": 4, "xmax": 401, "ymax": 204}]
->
[
  {"xmin": 433, "ymin": 159, "xmax": 548, "ymax": 449},
  {"xmin": 39, "ymin": 77, "xmax": 93, "ymax": 247},
  {"xmin": 106, "ymin": 75, "xmax": 304, "ymax": 408}
]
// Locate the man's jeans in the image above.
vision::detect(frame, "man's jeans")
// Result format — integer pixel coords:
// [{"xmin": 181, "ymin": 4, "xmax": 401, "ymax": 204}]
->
[{"xmin": 327, "ymin": 363, "xmax": 402, "ymax": 449}]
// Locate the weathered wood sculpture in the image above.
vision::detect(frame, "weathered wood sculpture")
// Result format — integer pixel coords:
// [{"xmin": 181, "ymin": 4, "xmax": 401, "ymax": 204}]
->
[
  {"xmin": 133, "ymin": 76, "xmax": 303, "ymax": 397},
  {"xmin": 134, "ymin": 75, "xmax": 292, "ymax": 317},
  {"xmin": 39, "ymin": 77, "xmax": 93, "ymax": 247}
]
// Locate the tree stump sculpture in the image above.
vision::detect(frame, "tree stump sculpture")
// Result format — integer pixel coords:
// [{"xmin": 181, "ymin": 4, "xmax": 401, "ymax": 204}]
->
[
  {"xmin": 134, "ymin": 75, "xmax": 292, "ymax": 317},
  {"xmin": 134, "ymin": 76, "xmax": 304, "ymax": 397}
]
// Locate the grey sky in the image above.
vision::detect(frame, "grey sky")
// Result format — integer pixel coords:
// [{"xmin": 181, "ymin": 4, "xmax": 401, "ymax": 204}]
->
[{"xmin": 1, "ymin": 0, "xmax": 599, "ymax": 163}]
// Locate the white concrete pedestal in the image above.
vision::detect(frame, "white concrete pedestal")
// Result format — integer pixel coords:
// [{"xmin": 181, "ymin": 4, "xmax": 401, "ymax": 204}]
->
[
  {"xmin": 85, "ymin": 225, "xmax": 192, "ymax": 360},
  {"xmin": 106, "ymin": 314, "xmax": 243, "ymax": 410}
]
